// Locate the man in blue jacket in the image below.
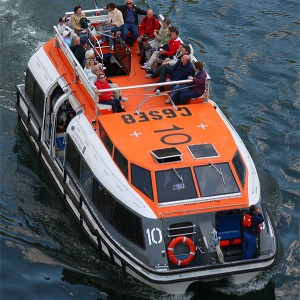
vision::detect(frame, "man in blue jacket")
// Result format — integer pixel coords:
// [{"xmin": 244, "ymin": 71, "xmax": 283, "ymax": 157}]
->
[
  {"xmin": 164, "ymin": 55, "xmax": 194, "ymax": 103},
  {"xmin": 118, "ymin": 0, "xmax": 147, "ymax": 46},
  {"xmin": 170, "ymin": 61, "xmax": 207, "ymax": 105},
  {"xmin": 242, "ymin": 205, "xmax": 264, "ymax": 260}
]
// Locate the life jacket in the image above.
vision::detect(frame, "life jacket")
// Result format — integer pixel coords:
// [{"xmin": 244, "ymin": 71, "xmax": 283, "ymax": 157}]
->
[{"xmin": 243, "ymin": 213, "xmax": 261, "ymax": 233}]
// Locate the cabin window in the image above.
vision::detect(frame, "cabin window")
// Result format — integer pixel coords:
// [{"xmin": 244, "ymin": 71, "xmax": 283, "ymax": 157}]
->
[
  {"xmin": 194, "ymin": 163, "xmax": 240, "ymax": 197},
  {"xmin": 232, "ymin": 151, "xmax": 246, "ymax": 188},
  {"xmin": 25, "ymin": 68, "xmax": 45, "ymax": 119},
  {"xmin": 111, "ymin": 201, "xmax": 145, "ymax": 248},
  {"xmin": 99, "ymin": 125, "xmax": 113, "ymax": 155},
  {"xmin": 114, "ymin": 147, "xmax": 128, "ymax": 178},
  {"xmin": 65, "ymin": 135, "xmax": 80, "ymax": 178},
  {"xmin": 92, "ymin": 179, "xmax": 145, "ymax": 248},
  {"xmin": 131, "ymin": 164, "xmax": 153, "ymax": 200},
  {"xmin": 156, "ymin": 167, "xmax": 197, "ymax": 203},
  {"xmin": 80, "ymin": 159, "xmax": 93, "ymax": 197}
]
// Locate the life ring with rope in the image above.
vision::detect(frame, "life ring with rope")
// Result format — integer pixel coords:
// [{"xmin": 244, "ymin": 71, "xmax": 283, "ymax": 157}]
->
[{"xmin": 167, "ymin": 236, "xmax": 196, "ymax": 266}]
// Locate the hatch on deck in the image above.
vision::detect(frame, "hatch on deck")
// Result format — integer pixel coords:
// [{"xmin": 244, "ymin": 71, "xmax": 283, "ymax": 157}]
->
[
  {"xmin": 151, "ymin": 147, "xmax": 182, "ymax": 164},
  {"xmin": 188, "ymin": 143, "xmax": 219, "ymax": 159}
]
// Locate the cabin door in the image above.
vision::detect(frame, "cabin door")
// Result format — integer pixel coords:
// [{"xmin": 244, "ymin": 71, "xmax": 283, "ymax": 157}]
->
[{"xmin": 48, "ymin": 88, "xmax": 73, "ymax": 167}]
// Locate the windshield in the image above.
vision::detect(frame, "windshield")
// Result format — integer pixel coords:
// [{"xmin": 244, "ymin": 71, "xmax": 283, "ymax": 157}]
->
[
  {"xmin": 156, "ymin": 167, "xmax": 197, "ymax": 203},
  {"xmin": 194, "ymin": 163, "xmax": 240, "ymax": 197}
]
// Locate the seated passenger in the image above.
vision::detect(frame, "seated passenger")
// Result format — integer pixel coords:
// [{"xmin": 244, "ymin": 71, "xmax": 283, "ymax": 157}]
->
[
  {"xmin": 140, "ymin": 18, "xmax": 171, "ymax": 64},
  {"xmin": 94, "ymin": 74, "xmax": 125, "ymax": 113},
  {"xmin": 62, "ymin": 26, "xmax": 76, "ymax": 46},
  {"xmin": 99, "ymin": 3, "xmax": 124, "ymax": 50},
  {"xmin": 57, "ymin": 16, "xmax": 69, "ymax": 34},
  {"xmin": 118, "ymin": 0, "xmax": 147, "ymax": 47},
  {"xmin": 170, "ymin": 61, "xmax": 207, "ymax": 105},
  {"xmin": 145, "ymin": 45, "xmax": 191, "ymax": 90},
  {"xmin": 70, "ymin": 35, "xmax": 80, "ymax": 53},
  {"xmin": 141, "ymin": 27, "xmax": 180, "ymax": 70},
  {"xmin": 70, "ymin": 5, "xmax": 88, "ymax": 36},
  {"xmin": 136, "ymin": 9, "xmax": 160, "ymax": 55},
  {"xmin": 89, "ymin": 66, "xmax": 128, "ymax": 102},
  {"xmin": 74, "ymin": 36, "xmax": 88, "ymax": 67}
]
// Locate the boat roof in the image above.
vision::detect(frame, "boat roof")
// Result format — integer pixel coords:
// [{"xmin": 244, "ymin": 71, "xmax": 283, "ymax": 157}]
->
[
  {"xmin": 99, "ymin": 101, "xmax": 237, "ymax": 171},
  {"xmin": 33, "ymin": 9, "xmax": 255, "ymax": 217}
]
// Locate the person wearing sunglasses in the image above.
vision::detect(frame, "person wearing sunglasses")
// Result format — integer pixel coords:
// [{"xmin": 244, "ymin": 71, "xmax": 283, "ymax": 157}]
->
[
  {"xmin": 95, "ymin": 74, "xmax": 125, "ymax": 113},
  {"xmin": 118, "ymin": 0, "xmax": 147, "ymax": 47}
]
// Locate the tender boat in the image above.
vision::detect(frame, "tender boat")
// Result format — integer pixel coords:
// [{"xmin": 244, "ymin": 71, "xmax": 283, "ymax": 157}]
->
[{"xmin": 16, "ymin": 7, "xmax": 277, "ymax": 294}]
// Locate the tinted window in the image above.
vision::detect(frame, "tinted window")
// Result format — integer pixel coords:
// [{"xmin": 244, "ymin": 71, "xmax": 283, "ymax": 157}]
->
[
  {"xmin": 99, "ymin": 125, "xmax": 113, "ymax": 155},
  {"xmin": 111, "ymin": 201, "xmax": 145, "ymax": 248},
  {"xmin": 25, "ymin": 69, "xmax": 35, "ymax": 101},
  {"xmin": 131, "ymin": 164, "xmax": 153, "ymax": 200},
  {"xmin": 80, "ymin": 159, "xmax": 93, "ymax": 197},
  {"xmin": 92, "ymin": 179, "xmax": 145, "ymax": 248},
  {"xmin": 194, "ymin": 163, "xmax": 240, "ymax": 197},
  {"xmin": 114, "ymin": 147, "xmax": 128, "ymax": 178},
  {"xmin": 156, "ymin": 167, "xmax": 197, "ymax": 203},
  {"xmin": 232, "ymin": 151, "xmax": 246, "ymax": 187},
  {"xmin": 65, "ymin": 135, "xmax": 80, "ymax": 177},
  {"xmin": 25, "ymin": 68, "xmax": 45, "ymax": 119},
  {"xmin": 34, "ymin": 83, "xmax": 45, "ymax": 118}
]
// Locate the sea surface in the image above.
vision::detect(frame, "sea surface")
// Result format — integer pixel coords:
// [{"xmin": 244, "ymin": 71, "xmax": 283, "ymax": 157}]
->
[{"xmin": 0, "ymin": 0, "xmax": 299, "ymax": 299}]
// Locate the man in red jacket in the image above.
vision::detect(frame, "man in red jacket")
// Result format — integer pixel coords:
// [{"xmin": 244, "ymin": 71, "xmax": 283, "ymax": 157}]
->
[
  {"xmin": 95, "ymin": 74, "xmax": 124, "ymax": 113},
  {"xmin": 143, "ymin": 28, "xmax": 181, "ymax": 70},
  {"xmin": 137, "ymin": 9, "xmax": 160, "ymax": 54}
]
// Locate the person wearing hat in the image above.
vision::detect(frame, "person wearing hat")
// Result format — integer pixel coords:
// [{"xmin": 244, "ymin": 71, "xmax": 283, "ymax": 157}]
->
[
  {"xmin": 74, "ymin": 37, "xmax": 88, "ymax": 67},
  {"xmin": 57, "ymin": 16, "xmax": 69, "ymax": 35},
  {"xmin": 242, "ymin": 205, "xmax": 264, "ymax": 260}
]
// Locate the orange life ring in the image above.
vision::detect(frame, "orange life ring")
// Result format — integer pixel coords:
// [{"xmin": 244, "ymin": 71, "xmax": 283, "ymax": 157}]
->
[{"xmin": 167, "ymin": 236, "xmax": 196, "ymax": 266}]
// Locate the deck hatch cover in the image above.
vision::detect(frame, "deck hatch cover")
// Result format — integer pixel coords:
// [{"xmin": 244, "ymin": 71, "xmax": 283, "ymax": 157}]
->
[
  {"xmin": 151, "ymin": 147, "xmax": 182, "ymax": 164},
  {"xmin": 188, "ymin": 143, "xmax": 218, "ymax": 159}
]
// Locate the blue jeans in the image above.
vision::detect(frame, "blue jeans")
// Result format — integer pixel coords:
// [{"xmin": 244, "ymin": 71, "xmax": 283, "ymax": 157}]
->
[
  {"xmin": 121, "ymin": 23, "xmax": 138, "ymax": 45},
  {"xmin": 101, "ymin": 25, "xmax": 123, "ymax": 46},
  {"xmin": 99, "ymin": 98, "xmax": 121, "ymax": 113},
  {"xmin": 177, "ymin": 90, "xmax": 200, "ymax": 105},
  {"xmin": 242, "ymin": 231, "xmax": 257, "ymax": 260}
]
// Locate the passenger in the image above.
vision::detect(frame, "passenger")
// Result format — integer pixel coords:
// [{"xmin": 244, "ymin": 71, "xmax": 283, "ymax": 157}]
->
[
  {"xmin": 145, "ymin": 45, "xmax": 192, "ymax": 92},
  {"xmin": 84, "ymin": 57, "xmax": 95, "ymax": 76},
  {"xmin": 140, "ymin": 18, "xmax": 171, "ymax": 64},
  {"xmin": 62, "ymin": 26, "xmax": 76, "ymax": 47},
  {"xmin": 143, "ymin": 42, "xmax": 185, "ymax": 70},
  {"xmin": 136, "ymin": 9, "xmax": 160, "ymax": 55},
  {"xmin": 142, "ymin": 28, "xmax": 181, "ymax": 70},
  {"xmin": 118, "ymin": 0, "xmax": 147, "ymax": 47},
  {"xmin": 89, "ymin": 66, "xmax": 128, "ymax": 102},
  {"xmin": 74, "ymin": 36, "xmax": 88, "ymax": 67},
  {"xmin": 170, "ymin": 61, "xmax": 207, "ymax": 105},
  {"xmin": 70, "ymin": 35, "xmax": 80, "ymax": 53},
  {"xmin": 167, "ymin": 55, "xmax": 194, "ymax": 92},
  {"xmin": 99, "ymin": 3, "xmax": 124, "ymax": 50},
  {"xmin": 70, "ymin": 5, "xmax": 88, "ymax": 36},
  {"xmin": 57, "ymin": 16, "xmax": 69, "ymax": 34},
  {"xmin": 95, "ymin": 74, "xmax": 125, "ymax": 113},
  {"xmin": 242, "ymin": 205, "xmax": 264, "ymax": 260},
  {"xmin": 83, "ymin": 49, "xmax": 105, "ymax": 71}
]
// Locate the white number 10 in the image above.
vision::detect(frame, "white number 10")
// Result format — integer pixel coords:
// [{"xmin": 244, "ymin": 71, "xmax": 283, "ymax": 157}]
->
[{"xmin": 146, "ymin": 228, "xmax": 163, "ymax": 245}]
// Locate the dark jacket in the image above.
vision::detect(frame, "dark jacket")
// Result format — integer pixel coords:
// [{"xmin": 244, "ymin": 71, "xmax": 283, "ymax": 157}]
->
[
  {"xmin": 74, "ymin": 45, "xmax": 86, "ymax": 67},
  {"xmin": 244, "ymin": 211, "xmax": 264, "ymax": 236},
  {"xmin": 118, "ymin": 5, "xmax": 147, "ymax": 25},
  {"xmin": 171, "ymin": 60, "xmax": 195, "ymax": 81},
  {"xmin": 191, "ymin": 69, "xmax": 207, "ymax": 96}
]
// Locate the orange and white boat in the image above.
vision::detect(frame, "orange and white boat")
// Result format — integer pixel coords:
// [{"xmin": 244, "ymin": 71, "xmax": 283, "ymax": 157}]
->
[{"xmin": 16, "ymin": 8, "xmax": 277, "ymax": 294}]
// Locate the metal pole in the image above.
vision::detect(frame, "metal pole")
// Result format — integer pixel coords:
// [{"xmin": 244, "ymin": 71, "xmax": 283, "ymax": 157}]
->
[{"xmin": 96, "ymin": 79, "xmax": 193, "ymax": 93}]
